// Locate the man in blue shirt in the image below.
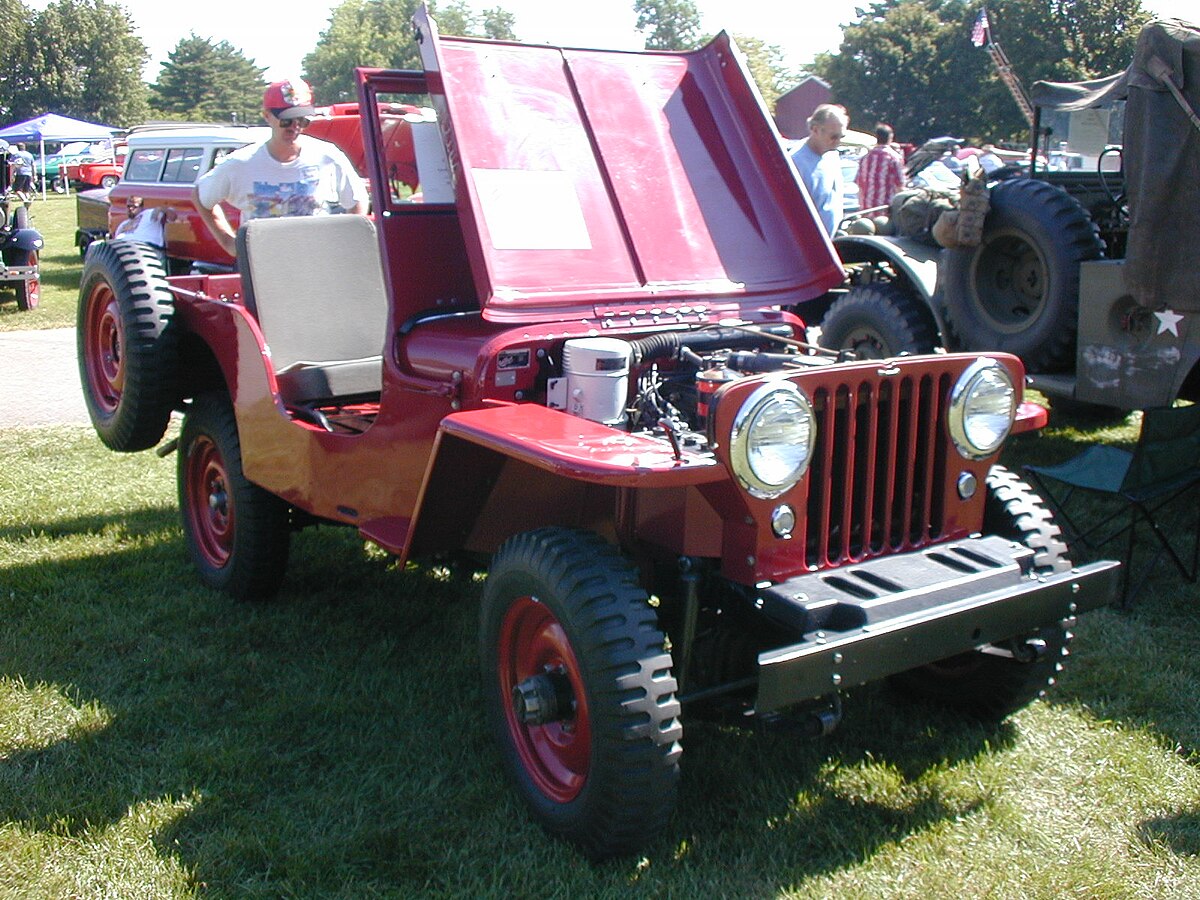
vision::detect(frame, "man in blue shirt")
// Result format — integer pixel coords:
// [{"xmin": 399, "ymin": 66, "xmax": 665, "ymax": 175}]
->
[{"xmin": 791, "ymin": 104, "xmax": 849, "ymax": 236}]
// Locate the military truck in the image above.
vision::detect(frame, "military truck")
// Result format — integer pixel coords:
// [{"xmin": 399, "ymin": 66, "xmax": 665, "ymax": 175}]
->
[
  {"xmin": 820, "ymin": 19, "xmax": 1200, "ymax": 413},
  {"xmin": 76, "ymin": 7, "xmax": 1118, "ymax": 858}
]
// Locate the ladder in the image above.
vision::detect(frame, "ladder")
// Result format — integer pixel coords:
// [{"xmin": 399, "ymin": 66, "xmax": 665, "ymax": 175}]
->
[{"xmin": 987, "ymin": 39, "xmax": 1035, "ymax": 126}]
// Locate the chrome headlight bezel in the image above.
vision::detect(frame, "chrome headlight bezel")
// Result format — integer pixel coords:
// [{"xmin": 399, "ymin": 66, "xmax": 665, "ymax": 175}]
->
[
  {"xmin": 729, "ymin": 381, "xmax": 816, "ymax": 498},
  {"xmin": 949, "ymin": 358, "xmax": 1016, "ymax": 460}
]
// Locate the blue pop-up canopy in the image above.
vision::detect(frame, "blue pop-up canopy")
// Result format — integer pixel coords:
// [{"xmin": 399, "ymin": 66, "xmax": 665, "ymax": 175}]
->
[{"xmin": 0, "ymin": 113, "xmax": 115, "ymax": 196}]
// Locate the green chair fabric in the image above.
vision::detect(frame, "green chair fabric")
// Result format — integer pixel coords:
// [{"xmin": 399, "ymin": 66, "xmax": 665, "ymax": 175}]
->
[{"xmin": 1024, "ymin": 404, "xmax": 1200, "ymax": 604}]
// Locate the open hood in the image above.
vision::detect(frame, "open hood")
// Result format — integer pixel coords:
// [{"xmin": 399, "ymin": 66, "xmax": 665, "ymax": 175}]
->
[{"xmin": 413, "ymin": 8, "xmax": 843, "ymax": 324}]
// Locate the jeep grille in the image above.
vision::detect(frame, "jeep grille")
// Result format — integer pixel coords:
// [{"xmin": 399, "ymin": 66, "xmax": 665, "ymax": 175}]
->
[{"xmin": 802, "ymin": 370, "xmax": 950, "ymax": 569}]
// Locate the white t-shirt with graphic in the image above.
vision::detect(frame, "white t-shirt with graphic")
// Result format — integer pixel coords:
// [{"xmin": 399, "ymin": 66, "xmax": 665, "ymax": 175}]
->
[{"xmin": 195, "ymin": 135, "xmax": 367, "ymax": 219}]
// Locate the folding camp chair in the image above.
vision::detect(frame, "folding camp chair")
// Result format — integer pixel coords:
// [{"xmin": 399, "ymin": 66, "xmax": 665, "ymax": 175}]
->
[{"xmin": 1024, "ymin": 404, "xmax": 1200, "ymax": 605}]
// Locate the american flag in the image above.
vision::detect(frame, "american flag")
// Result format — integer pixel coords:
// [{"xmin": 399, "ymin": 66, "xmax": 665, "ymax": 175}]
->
[{"xmin": 971, "ymin": 9, "xmax": 990, "ymax": 47}]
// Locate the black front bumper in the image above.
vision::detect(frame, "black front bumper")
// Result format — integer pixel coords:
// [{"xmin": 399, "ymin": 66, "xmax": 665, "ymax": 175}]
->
[{"xmin": 752, "ymin": 535, "xmax": 1120, "ymax": 714}]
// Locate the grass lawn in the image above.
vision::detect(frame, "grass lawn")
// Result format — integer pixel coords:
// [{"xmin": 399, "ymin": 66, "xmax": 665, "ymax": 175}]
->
[
  {"xmin": 2, "ymin": 423, "xmax": 1199, "ymax": 896},
  {"xmin": 0, "ymin": 191, "xmax": 87, "ymax": 331},
  {"xmin": 1, "ymin": 194, "xmax": 1199, "ymax": 895}
]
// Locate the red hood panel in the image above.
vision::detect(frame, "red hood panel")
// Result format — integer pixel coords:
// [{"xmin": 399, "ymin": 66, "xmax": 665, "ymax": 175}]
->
[{"xmin": 423, "ymin": 17, "xmax": 844, "ymax": 323}]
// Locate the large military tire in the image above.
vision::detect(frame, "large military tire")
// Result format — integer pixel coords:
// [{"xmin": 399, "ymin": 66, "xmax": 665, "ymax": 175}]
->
[
  {"xmin": 179, "ymin": 392, "xmax": 291, "ymax": 601},
  {"xmin": 480, "ymin": 528, "xmax": 683, "ymax": 859},
  {"xmin": 818, "ymin": 282, "xmax": 938, "ymax": 359},
  {"xmin": 889, "ymin": 467, "xmax": 1074, "ymax": 719},
  {"xmin": 940, "ymin": 178, "xmax": 1103, "ymax": 373},
  {"xmin": 77, "ymin": 240, "xmax": 178, "ymax": 451}
]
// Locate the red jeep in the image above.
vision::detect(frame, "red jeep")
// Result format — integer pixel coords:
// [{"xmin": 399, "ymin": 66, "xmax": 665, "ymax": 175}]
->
[{"xmin": 76, "ymin": 9, "xmax": 1117, "ymax": 859}]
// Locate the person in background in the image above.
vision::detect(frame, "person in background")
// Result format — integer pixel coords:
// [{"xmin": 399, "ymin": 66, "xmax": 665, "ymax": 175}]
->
[
  {"xmin": 791, "ymin": 103, "xmax": 850, "ymax": 236},
  {"xmin": 114, "ymin": 196, "xmax": 176, "ymax": 247},
  {"xmin": 855, "ymin": 123, "xmax": 906, "ymax": 212},
  {"xmin": 8, "ymin": 143, "xmax": 34, "ymax": 202},
  {"xmin": 194, "ymin": 77, "xmax": 368, "ymax": 258}
]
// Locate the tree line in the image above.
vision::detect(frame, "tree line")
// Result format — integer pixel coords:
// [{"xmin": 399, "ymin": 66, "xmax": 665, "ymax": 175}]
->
[{"xmin": 0, "ymin": 0, "xmax": 1160, "ymax": 146}]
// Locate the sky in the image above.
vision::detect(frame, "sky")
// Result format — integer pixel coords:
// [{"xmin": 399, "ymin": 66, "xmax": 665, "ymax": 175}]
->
[{"xmin": 28, "ymin": 0, "xmax": 1200, "ymax": 82}]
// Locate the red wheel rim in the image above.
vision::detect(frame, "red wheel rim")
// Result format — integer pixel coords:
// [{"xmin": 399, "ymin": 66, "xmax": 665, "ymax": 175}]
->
[
  {"xmin": 82, "ymin": 280, "xmax": 123, "ymax": 416},
  {"xmin": 497, "ymin": 596, "xmax": 591, "ymax": 803},
  {"xmin": 184, "ymin": 434, "xmax": 235, "ymax": 568}
]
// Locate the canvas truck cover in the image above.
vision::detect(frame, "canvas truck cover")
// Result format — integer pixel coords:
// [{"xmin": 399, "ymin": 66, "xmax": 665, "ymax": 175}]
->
[
  {"xmin": 415, "ymin": 9, "xmax": 844, "ymax": 323},
  {"xmin": 1032, "ymin": 19, "xmax": 1200, "ymax": 311}
]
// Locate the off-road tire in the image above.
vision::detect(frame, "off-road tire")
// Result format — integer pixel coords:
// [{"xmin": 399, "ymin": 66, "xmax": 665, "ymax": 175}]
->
[
  {"xmin": 178, "ymin": 392, "xmax": 291, "ymax": 601},
  {"xmin": 77, "ymin": 240, "xmax": 178, "ymax": 451},
  {"xmin": 940, "ymin": 178, "xmax": 1104, "ymax": 372},
  {"xmin": 889, "ymin": 466, "xmax": 1074, "ymax": 719},
  {"xmin": 480, "ymin": 527, "xmax": 682, "ymax": 859},
  {"xmin": 819, "ymin": 282, "xmax": 938, "ymax": 359}
]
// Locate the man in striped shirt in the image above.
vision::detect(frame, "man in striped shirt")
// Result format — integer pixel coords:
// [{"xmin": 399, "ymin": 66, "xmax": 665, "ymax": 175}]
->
[{"xmin": 855, "ymin": 124, "xmax": 906, "ymax": 213}]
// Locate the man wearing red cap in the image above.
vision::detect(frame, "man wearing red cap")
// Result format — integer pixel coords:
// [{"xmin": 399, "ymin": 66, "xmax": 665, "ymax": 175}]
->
[{"xmin": 194, "ymin": 77, "xmax": 369, "ymax": 257}]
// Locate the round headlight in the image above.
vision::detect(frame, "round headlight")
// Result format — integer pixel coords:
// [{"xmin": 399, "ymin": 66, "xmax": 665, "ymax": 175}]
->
[
  {"xmin": 949, "ymin": 358, "xmax": 1016, "ymax": 459},
  {"xmin": 730, "ymin": 382, "xmax": 816, "ymax": 498}
]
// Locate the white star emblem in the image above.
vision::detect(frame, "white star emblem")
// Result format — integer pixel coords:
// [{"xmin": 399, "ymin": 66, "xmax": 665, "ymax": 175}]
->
[{"xmin": 1155, "ymin": 309, "xmax": 1184, "ymax": 337}]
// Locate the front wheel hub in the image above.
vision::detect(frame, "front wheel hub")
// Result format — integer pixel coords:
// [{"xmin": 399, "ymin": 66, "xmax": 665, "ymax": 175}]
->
[{"xmin": 512, "ymin": 670, "xmax": 575, "ymax": 725}]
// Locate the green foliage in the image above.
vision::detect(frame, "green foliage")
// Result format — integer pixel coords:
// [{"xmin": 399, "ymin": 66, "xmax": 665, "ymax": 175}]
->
[
  {"xmin": 149, "ymin": 34, "xmax": 267, "ymax": 124},
  {"xmin": 735, "ymin": 34, "xmax": 798, "ymax": 112},
  {"xmin": 634, "ymin": 0, "xmax": 703, "ymax": 50},
  {"xmin": 303, "ymin": 0, "xmax": 424, "ymax": 105},
  {"xmin": 17, "ymin": 0, "xmax": 149, "ymax": 127},
  {"xmin": 812, "ymin": 0, "xmax": 1152, "ymax": 145},
  {"xmin": 303, "ymin": 0, "xmax": 512, "ymax": 105}
]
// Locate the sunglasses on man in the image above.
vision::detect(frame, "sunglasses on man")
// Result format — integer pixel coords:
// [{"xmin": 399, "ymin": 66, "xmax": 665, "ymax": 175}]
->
[{"xmin": 270, "ymin": 110, "xmax": 310, "ymax": 130}]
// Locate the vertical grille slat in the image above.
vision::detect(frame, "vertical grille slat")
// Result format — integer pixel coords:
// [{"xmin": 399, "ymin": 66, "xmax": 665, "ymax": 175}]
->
[{"xmin": 802, "ymin": 370, "xmax": 949, "ymax": 570}]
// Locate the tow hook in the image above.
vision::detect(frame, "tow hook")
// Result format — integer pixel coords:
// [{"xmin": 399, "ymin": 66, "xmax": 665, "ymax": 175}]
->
[
  {"xmin": 512, "ymin": 669, "xmax": 574, "ymax": 726},
  {"xmin": 981, "ymin": 637, "xmax": 1048, "ymax": 662},
  {"xmin": 760, "ymin": 696, "xmax": 843, "ymax": 737}
]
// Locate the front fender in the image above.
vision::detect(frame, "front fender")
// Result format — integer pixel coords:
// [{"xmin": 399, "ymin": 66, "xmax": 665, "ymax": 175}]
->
[
  {"xmin": 5, "ymin": 228, "xmax": 44, "ymax": 253},
  {"xmin": 834, "ymin": 234, "xmax": 946, "ymax": 331}
]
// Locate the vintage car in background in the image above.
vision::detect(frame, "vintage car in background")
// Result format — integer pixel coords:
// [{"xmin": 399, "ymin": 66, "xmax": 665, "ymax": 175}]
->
[
  {"xmin": 37, "ymin": 140, "xmax": 112, "ymax": 192},
  {"xmin": 65, "ymin": 146, "xmax": 126, "ymax": 190},
  {"xmin": 74, "ymin": 125, "xmax": 269, "ymax": 270},
  {"xmin": 73, "ymin": 115, "xmax": 379, "ymax": 269}
]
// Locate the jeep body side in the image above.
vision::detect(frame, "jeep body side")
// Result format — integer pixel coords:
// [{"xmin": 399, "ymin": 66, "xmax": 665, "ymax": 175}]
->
[{"xmin": 77, "ymin": 8, "xmax": 1117, "ymax": 859}]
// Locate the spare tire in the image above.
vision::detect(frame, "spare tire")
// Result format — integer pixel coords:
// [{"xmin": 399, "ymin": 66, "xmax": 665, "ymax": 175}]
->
[
  {"xmin": 77, "ymin": 240, "xmax": 179, "ymax": 451},
  {"xmin": 939, "ymin": 178, "xmax": 1103, "ymax": 373}
]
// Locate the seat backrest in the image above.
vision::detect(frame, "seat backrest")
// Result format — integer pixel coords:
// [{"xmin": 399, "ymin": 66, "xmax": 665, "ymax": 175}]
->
[
  {"xmin": 237, "ymin": 215, "xmax": 388, "ymax": 402},
  {"xmin": 1123, "ymin": 404, "xmax": 1200, "ymax": 491}
]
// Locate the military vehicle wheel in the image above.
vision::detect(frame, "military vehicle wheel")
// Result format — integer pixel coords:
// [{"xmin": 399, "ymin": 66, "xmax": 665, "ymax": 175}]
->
[
  {"xmin": 818, "ymin": 282, "xmax": 938, "ymax": 359},
  {"xmin": 179, "ymin": 392, "xmax": 291, "ymax": 601},
  {"xmin": 940, "ymin": 178, "xmax": 1103, "ymax": 372},
  {"xmin": 889, "ymin": 467, "xmax": 1073, "ymax": 719},
  {"xmin": 480, "ymin": 527, "xmax": 682, "ymax": 859},
  {"xmin": 77, "ymin": 240, "xmax": 178, "ymax": 451}
]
